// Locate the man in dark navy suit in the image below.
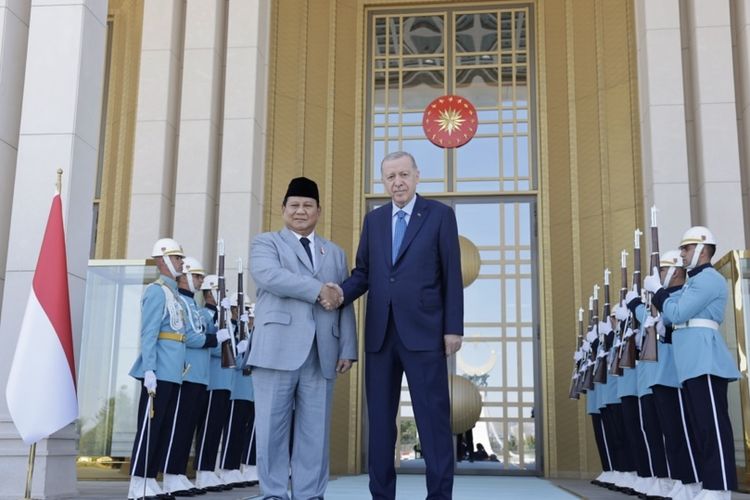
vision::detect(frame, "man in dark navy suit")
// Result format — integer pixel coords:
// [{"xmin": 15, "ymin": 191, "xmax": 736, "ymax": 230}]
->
[{"xmin": 337, "ymin": 151, "xmax": 464, "ymax": 500}]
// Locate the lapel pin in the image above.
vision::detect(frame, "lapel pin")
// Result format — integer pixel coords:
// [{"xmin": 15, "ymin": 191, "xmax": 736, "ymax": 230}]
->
[
  {"xmin": 417, "ymin": 212, "xmax": 422, "ymax": 217},
  {"xmin": 320, "ymin": 246, "xmax": 326, "ymax": 255}
]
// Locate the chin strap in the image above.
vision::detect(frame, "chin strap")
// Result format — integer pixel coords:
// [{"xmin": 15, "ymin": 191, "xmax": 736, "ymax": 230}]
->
[
  {"xmin": 186, "ymin": 272, "xmax": 196, "ymax": 293},
  {"xmin": 686, "ymin": 243, "xmax": 703, "ymax": 270},
  {"xmin": 163, "ymin": 255, "xmax": 181, "ymax": 279},
  {"xmin": 662, "ymin": 266, "xmax": 677, "ymax": 288}
]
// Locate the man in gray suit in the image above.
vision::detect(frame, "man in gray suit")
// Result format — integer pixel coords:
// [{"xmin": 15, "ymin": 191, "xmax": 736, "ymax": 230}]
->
[{"xmin": 249, "ymin": 177, "xmax": 357, "ymax": 500}]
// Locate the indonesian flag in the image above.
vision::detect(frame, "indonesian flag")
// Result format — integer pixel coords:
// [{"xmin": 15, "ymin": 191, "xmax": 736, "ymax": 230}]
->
[{"xmin": 5, "ymin": 193, "xmax": 78, "ymax": 445}]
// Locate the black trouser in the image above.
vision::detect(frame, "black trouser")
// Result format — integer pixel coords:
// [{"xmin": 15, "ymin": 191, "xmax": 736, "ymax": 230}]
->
[
  {"xmin": 651, "ymin": 384, "xmax": 701, "ymax": 484},
  {"xmin": 591, "ymin": 413, "xmax": 613, "ymax": 472},
  {"xmin": 601, "ymin": 402, "xmax": 636, "ymax": 473},
  {"xmin": 160, "ymin": 381, "xmax": 208, "ymax": 475},
  {"xmin": 193, "ymin": 389, "xmax": 231, "ymax": 472},
  {"xmin": 220, "ymin": 399, "xmax": 254, "ymax": 470},
  {"xmin": 638, "ymin": 393, "xmax": 669, "ymax": 478},
  {"xmin": 620, "ymin": 395, "xmax": 654, "ymax": 478},
  {"xmin": 681, "ymin": 374, "xmax": 737, "ymax": 491},
  {"xmin": 130, "ymin": 381, "xmax": 180, "ymax": 478}
]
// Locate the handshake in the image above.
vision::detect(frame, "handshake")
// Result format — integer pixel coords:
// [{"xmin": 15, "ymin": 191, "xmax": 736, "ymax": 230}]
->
[{"xmin": 318, "ymin": 283, "xmax": 343, "ymax": 311}]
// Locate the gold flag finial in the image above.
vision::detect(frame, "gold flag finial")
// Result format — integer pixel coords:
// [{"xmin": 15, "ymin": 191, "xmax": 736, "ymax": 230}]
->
[{"xmin": 56, "ymin": 169, "xmax": 63, "ymax": 194}]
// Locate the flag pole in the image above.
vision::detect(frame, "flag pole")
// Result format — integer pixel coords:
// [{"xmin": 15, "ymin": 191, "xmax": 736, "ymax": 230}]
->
[{"xmin": 24, "ymin": 443, "xmax": 36, "ymax": 499}]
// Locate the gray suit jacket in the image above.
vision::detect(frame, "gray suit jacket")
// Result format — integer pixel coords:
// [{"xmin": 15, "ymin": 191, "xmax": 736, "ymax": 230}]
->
[{"xmin": 248, "ymin": 227, "xmax": 357, "ymax": 379}]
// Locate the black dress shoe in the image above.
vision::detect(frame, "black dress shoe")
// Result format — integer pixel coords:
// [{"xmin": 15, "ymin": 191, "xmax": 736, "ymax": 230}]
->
[
  {"xmin": 157, "ymin": 494, "xmax": 176, "ymax": 500},
  {"xmin": 188, "ymin": 488, "xmax": 206, "ymax": 495},
  {"xmin": 203, "ymin": 485, "xmax": 223, "ymax": 492},
  {"xmin": 171, "ymin": 490, "xmax": 195, "ymax": 497}
]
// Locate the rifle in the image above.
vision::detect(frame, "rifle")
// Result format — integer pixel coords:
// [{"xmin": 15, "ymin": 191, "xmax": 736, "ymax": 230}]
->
[
  {"xmin": 593, "ymin": 284, "xmax": 607, "ymax": 384},
  {"xmin": 640, "ymin": 207, "xmax": 660, "ymax": 362},
  {"xmin": 580, "ymin": 296, "xmax": 596, "ymax": 391},
  {"xmin": 218, "ymin": 239, "xmax": 237, "ymax": 368},
  {"xmin": 568, "ymin": 307, "xmax": 584, "ymax": 400},
  {"xmin": 610, "ymin": 252, "xmax": 628, "ymax": 376},
  {"xmin": 619, "ymin": 230, "xmax": 642, "ymax": 368},
  {"xmin": 236, "ymin": 258, "xmax": 252, "ymax": 376}
]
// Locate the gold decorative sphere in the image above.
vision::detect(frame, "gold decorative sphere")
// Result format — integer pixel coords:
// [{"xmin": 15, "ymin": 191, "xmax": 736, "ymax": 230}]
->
[
  {"xmin": 459, "ymin": 235, "xmax": 480, "ymax": 288},
  {"xmin": 449, "ymin": 374, "xmax": 482, "ymax": 434}
]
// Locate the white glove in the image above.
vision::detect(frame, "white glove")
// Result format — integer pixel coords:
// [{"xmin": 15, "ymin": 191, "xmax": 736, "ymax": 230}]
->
[
  {"xmin": 598, "ymin": 321, "xmax": 613, "ymax": 336},
  {"xmin": 582, "ymin": 340, "xmax": 591, "ymax": 353},
  {"xmin": 625, "ymin": 288, "xmax": 639, "ymax": 304},
  {"xmin": 643, "ymin": 270, "xmax": 662, "ymax": 294},
  {"xmin": 216, "ymin": 328, "xmax": 231, "ymax": 343},
  {"xmin": 221, "ymin": 297, "xmax": 231, "ymax": 310},
  {"xmin": 236, "ymin": 339, "xmax": 249, "ymax": 354},
  {"xmin": 585, "ymin": 328, "xmax": 597, "ymax": 343},
  {"xmin": 240, "ymin": 313, "xmax": 249, "ymax": 323},
  {"xmin": 642, "ymin": 314, "xmax": 659, "ymax": 330},
  {"xmin": 144, "ymin": 370, "xmax": 157, "ymax": 393},
  {"xmin": 656, "ymin": 320, "xmax": 666, "ymax": 338},
  {"xmin": 574, "ymin": 350, "xmax": 583, "ymax": 362},
  {"xmin": 615, "ymin": 304, "xmax": 629, "ymax": 322},
  {"xmin": 622, "ymin": 327, "xmax": 633, "ymax": 339}
]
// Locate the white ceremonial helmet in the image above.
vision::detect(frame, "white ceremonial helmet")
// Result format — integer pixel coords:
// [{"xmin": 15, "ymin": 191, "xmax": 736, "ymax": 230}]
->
[
  {"xmin": 182, "ymin": 257, "xmax": 205, "ymax": 293},
  {"xmin": 659, "ymin": 250, "xmax": 684, "ymax": 288},
  {"xmin": 201, "ymin": 274, "xmax": 219, "ymax": 290},
  {"xmin": 201, "ymin": 274, "xmax": 219, "ymax": 303},
  {"xmin": 151, "ymin": 238, "xmax": 184, "ymax": 278},
  {"xmin": 679, "ymin": 226, "xmax": 716, "ymax": 270}
]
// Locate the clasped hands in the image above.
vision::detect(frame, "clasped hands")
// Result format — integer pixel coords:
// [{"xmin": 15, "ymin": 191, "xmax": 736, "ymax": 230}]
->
[{"xmin": 318, "ymin": 283, "xmax": 343, "ymax": 310}]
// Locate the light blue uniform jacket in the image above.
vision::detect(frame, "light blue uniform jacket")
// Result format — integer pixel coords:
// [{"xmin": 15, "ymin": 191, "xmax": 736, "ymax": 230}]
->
[
  {"xmin": 659, "ymin": 265, "xmax": 739, "ymax": 383},
  {"xmin": 180, "ymin": 291, "xmax": 215, "ymax": 386},
  {"xmin": 586, "ymin": 385, "xmax": 599, "ymax": 415},
  {"xmin": 635, "ymin": 287, "xmax": 682, "ymax": 389},
  {"xmin": 207, "ymin": 307, "xmax": 235, "ymax": 391},
  {"xmin": 129, "ymin": 275, "xmax": 187, "ymax": 384},
  {"xmin": 616, "ymin": 365, "xmax": 638, "ymax": 398}
]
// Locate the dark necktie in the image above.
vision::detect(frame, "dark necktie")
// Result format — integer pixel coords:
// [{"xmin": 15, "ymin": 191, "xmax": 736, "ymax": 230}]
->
[
  {"xmin": 392, "ymin": 210, "xmax": 407, "ymax": 263},
  {"xmin": 300, "ymin": 237, "xmax": 314, "ymax": 267}
]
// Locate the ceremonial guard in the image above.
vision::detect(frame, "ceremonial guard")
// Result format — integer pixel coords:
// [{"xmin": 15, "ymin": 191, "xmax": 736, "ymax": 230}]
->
[
  {"xmin": 128, "ymin": 238, "xmax": 187, "ymax": 500},
  {"xmin": 612, "ymin": 315, "xmax": 641, "ymax": 495},
  {"xmin": 644, "ymin": 227, "xmax": 740, "ymax": 500},
  {"xmin": 217, "ymin": 294, "xmax": 253, "ymax": 487},
  {"xmin": 629, "ymin": 293, "xmax": 669, "ymax": 497},
  {"xmin": 160, "ymin": 258, "xmax": 217, "ymax": 496},
  {"xmin": 629, "ymin": 250, "xmax": 702, "ymax": 499},
  {"xmin": 193, "ymin": 282, "xmax": 234, "ymax": 491}
]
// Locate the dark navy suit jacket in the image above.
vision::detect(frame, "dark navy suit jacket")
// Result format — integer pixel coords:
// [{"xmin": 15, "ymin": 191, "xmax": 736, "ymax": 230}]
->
[{"xmin": 342, "ymin": 194, "xmax": 464, "ymax": 351}]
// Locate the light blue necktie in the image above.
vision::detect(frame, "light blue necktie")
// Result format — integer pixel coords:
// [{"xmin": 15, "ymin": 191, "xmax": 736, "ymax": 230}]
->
[{"xmin": 392, "ymin": 210, "xmax": 407, "ymax": 263}]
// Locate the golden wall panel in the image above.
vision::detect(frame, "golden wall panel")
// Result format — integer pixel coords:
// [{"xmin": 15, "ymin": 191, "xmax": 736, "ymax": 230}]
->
[
  {"xmin": 95, "ymin": 0, "xmax": 144, "ymax": 258},
  {"xmin": 265, "ymin": 0, "xmax": 360, "ymax": 474}
]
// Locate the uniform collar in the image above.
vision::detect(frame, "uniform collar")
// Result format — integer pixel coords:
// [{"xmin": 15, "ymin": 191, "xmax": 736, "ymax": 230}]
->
[
  {"xmin": 687, "ymin": 262, "xmax": 712, "ymax": 278},
  {"xmin": 178, "ymin": 288, "xmax": 194, "ymax": 298}
]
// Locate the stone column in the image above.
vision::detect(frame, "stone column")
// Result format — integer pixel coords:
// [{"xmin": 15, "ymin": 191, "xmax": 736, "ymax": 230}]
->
[
  {"xmin": 0, "ymin": 0, "xmax": 31, "ymax": 309},
  {"xmin": 218, "ymin": 0, "xmax": 269, "ymax": 295},
  {"xmin": 126, "ymin": 0, "xmax": 184, "ymax": 259},
  {"xmin": 172, "ymin": 0, "xmax": 227, "ymax": 265},
  {"xmin": 0, "ymin": 0, "xmax": 107, "ymax": 498},
  {"xmin": 634, "ymin": 0, "xmax": 692, "ymax": 249},
  {"xmin": 685, "ymin": 0, "xmax": 746, "ymax": 251}
]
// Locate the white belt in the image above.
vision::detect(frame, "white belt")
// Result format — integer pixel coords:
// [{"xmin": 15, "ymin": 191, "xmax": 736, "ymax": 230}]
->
[{"xmin": 673, "ymin": 319, "xmax": 720, "ymax": 330}]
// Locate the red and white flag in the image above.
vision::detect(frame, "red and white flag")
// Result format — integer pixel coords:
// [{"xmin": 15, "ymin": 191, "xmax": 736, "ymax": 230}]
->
[{"xmin": 5, "ymin": 193, "xmax": 78, "ymax": 445}]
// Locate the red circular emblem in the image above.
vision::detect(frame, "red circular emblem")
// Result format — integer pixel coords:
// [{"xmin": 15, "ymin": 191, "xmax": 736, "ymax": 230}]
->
[{"xmin": 422, "ymin": 95, "xmax": 478, "ymax": 148}]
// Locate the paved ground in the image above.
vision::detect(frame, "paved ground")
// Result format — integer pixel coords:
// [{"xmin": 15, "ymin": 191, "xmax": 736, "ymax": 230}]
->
[{"xmin": 71, "ymin": 476, "xmax": 750, "ymax": 499}]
